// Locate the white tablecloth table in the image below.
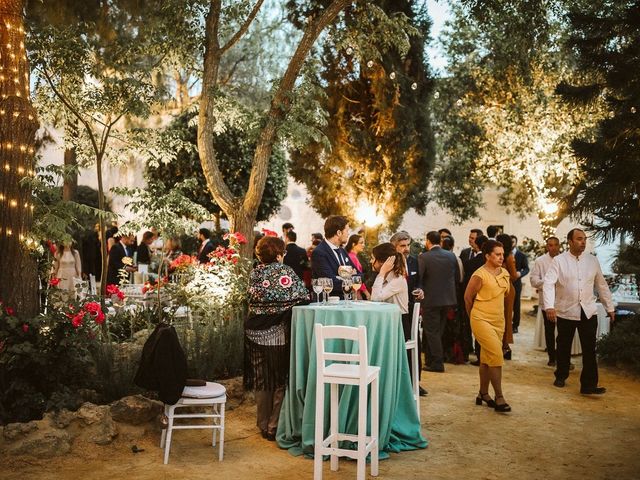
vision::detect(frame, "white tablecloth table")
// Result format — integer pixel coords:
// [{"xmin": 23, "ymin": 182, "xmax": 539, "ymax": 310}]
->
[{"xmin": 533, "ymin": 303, "xmax": 609, "ymax": 355}]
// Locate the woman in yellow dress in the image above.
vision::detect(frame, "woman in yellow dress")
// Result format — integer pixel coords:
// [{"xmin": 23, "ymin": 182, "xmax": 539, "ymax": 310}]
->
[{"xmin": 464, "ymin": 239, "xmax": 512, "ymax": 412}]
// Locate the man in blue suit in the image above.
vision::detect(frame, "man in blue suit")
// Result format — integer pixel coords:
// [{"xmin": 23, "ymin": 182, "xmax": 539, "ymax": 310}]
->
[
  {"xmin": 311, "ymin": 215, "xmax": 354, "ymax": 298},
  {"xmin": 510, "ymin": 235, "xmax": 530, "ymax": 333}
]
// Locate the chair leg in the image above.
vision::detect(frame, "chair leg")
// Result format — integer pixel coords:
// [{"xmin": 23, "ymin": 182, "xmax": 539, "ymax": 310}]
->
[
  {"xmin": 356, "ymin": 382, "xmax": 367, "ymax": 480},
  {"xmin": 160, "ymin": 405, "xmax": 168, "ymax": 448},
  {"xmin": 218, "ymin": 403, "xmax": 225, "ymax": 461},
  {"xmin": 371, "ymin": 377, "xmax": 379, "ymax": 477},
  {"xmin": 314, "ymin": 381, "xmax": 324, "ymax": 480},
  {"xmin": 411, "ymin": 347, "xmax": 420, "ymax": 421},
  {"xmin": 163, "ymin": 405, "xmax": 175, "ymax": 465},
  {"xmin": 330, "ymin": 383, "xmax": 339, "ymax": 472},
  {"xmin": 212, "ymin": 404, "xmax": 218, "ymax": 447}
]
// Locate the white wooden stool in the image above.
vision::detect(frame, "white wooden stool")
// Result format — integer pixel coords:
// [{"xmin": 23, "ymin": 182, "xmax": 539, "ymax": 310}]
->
[
  {"xmin": 405, "ymin": 302, "xmax": 421, "ymax": 419},
  {"xmin": 160, "ymin": 381, "xmax": 226, "ymax": 464},
  {"xmin": 314, "ymin": 323, "xmax": 380, "ymax": 480}
]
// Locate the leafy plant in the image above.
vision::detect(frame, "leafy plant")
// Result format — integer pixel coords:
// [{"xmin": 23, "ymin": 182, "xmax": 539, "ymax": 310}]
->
[{"xmin": 598, "ymin": 315, "xmax": 640, "ymax": 374}]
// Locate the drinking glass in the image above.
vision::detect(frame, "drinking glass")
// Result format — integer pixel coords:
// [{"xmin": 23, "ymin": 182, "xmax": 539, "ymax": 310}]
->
[
  {"xmin": 342, "ymin": 278, "xmax": 353, "ymax": 305},
  {"xmin": 322, "ymin": 278, "xmax": 333, "ymax": 303},
  {"xmin": 351, "ymin": 275, "xmax": 362, "ymax": 302},
  {"xmin": 338, "ymin": 265, "xmax": 354, "ymax": 280},
  {"xmin": 312, "ymin": 278, "xmax": 323, "ymax": 304}
]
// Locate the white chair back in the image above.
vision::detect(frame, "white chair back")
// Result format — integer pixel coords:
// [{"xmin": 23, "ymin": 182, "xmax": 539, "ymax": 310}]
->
[
  {"xmin": 89, "ymin": 274, "xmax": 97, "ymax": 295},
  {"xmin": 315, "ymin": 324, "xmax": 368, "ymax": 380},
  {"xmin": 411, "ymin": 302, "xmax": 420, "ymax": 343}
]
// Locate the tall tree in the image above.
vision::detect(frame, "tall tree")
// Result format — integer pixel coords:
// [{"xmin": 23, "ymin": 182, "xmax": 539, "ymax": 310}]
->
[
  {"xmin": 557, "ymin": 0, "xmax": 640, "ymax": 243},
  {"xmin": 27, "ymin": 0, "xmax": 200, "ymax": 294},
  {"xmin": 432, "ymin": 1, "xmax": 603, "ymax": 237},
  {"xmin": 287, "ymin": 0, "xmax": 435, "ymax": 232},
  {"xmin": 0, "ymin": 0, "xmax": 40, "ymax": 318},
  {"xmin": 198, "ymin": 0, "xmax": 355, "ymax": 257},
  {"xmin": 145, "ymin": 108, "xmax": 288, "ymax": 224}
]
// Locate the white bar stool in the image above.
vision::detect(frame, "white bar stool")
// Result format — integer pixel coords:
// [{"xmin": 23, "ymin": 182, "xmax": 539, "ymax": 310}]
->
[
  {"xmin": 314, "ymin": 323, "xmax": 380, "ymax": 480},
  {"xmin": 405, "ymin": 302, "xmax": 421, "ymax": 419},
  {"xmin": 160, "ymin": 381, "xmax": 226, "ymax": 464}
]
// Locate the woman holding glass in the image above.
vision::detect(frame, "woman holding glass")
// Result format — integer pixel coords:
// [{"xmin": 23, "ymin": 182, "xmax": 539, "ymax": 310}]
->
[
  {"xmin": 370, "ymin": 242, "xmax": 408, "ymax": 314},
  {"xmin": 464, "ymin": 239, "xmax": 511, "ymax": 412},
  {"xmin": 244, "ymin": 236, "xmax": 309, "ymax": 440},
  {"xmin": 345, "ymin": 234, "xmax": 370, "ymax": 300}
]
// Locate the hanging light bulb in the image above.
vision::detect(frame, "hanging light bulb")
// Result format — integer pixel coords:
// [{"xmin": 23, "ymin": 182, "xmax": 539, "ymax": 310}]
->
[
  {"xmin": 434, "ymin": 91, "xmax": 440, "ymax": 99},
  {"xmin": 346, "ymin": 47, "xmax": 353, "ymax": 55},
  {"xmin": 367, "ymin": 60, "xmax": 373, "ymax": 68},
  {"xmin": 411, "ymin": 82, "xmax": 417, "ymax": 90},
  {"xmin": 632, "ymin": 107, "xmax": 637, "ymax": 114},
  {"xmin": 389, "ymin": 72, "xmax": 396, "ymax": 80}
]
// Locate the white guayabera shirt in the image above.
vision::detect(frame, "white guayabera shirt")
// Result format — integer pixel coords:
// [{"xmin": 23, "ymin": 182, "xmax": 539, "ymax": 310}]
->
[
  {"xmin": 542, "ymin": 251, "xmax": 615, "ymax": 321},
  {"xmin": 530, "ymin": 253, "xmax": 555, "ymax": 310}
]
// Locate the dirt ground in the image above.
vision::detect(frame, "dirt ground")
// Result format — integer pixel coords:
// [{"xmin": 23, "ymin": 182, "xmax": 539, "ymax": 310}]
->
[{"xmin": 2, "ymin": 301, "xmax": 640, "ymax": 480}]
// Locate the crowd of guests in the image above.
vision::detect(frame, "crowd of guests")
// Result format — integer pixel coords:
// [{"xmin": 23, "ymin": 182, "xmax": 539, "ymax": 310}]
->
[{"xmin": 243, "ymin": 217, "xmax": 616, "ymax": 439}]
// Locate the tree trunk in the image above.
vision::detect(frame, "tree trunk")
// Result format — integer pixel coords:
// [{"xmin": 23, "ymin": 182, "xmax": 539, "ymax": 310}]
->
[
  {"xmin": 0, "ymin": 0, "xmax": 41, "ymax": 318},
  {"xmin": 62, "ymin": 147, "xmax": 77, "ymax": 201},
  {"xmin": 198, "ymin": 0, "xmax": 352, "ymax": 260},
  {"xmin": 62, "ymin": 120, "xmax": 78, "ymax": 201}
]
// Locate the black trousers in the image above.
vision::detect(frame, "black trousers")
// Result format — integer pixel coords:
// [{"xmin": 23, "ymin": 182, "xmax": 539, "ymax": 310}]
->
[
  {"xmin": 402, "ymin": 312, "xmax": 422, "ymax": 381},
  {"xmin": 422, "ymin": 306, "xmax": 448, "ymax": 369},
  {"xmin": 542, "ymin": 310, "xmax": 556, "ymax": 362},
  {"xmin": 555, "ymin": 310, "xmax": 598, "ymax": 390},
  {"xmin": 513, "ymin": 282, "xmax": 523, "ymax": 329}
]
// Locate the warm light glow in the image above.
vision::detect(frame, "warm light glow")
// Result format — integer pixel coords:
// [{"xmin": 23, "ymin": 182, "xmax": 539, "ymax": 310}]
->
[
  {"xmin": 355, "ymin": 202, "xmax": 385, "ymax": 226},
  {"xmin": 542, "ymin": 201, "xmax": 558, "ymax": 215}
]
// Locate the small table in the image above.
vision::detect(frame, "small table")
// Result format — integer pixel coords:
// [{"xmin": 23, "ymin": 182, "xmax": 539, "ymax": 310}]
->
[{"xmin": 276, "ymin": 301, "xmax": 427, "ymax": 458}]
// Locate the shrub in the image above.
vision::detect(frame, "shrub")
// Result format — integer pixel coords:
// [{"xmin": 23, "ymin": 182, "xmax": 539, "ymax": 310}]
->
[{"xmin": 597, "ymin": 314, "xmax": 640, "ymax": 373}]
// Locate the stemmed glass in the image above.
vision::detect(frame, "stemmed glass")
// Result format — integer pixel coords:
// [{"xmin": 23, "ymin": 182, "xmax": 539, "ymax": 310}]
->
[
  {"xmin": 312, "ymin": 278, "xmax": 324, "ymax": 304},
  {"xmin": 321, "ymin": 278, "xmax": 333, "ymax": 304},
  {"xmin": 351, "ymin": 275, "xmax": 362, "ymax": 302},
  {"xmin": 342, "ymin": 278, "xmax": 353, "ymax": 306}
]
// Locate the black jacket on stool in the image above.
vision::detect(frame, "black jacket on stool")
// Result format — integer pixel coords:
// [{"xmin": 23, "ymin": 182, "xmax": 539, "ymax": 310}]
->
[{"xmin": 134, "ymin": 323, "xmax": 188, "ymax": 404}]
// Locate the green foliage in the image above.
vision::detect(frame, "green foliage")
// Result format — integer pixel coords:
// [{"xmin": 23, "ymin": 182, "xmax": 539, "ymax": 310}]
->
[
  {"xmin": 144, "ymin": 108, "xmax": 288, "ymax": 222},
  {"xmin": 613, "ymin": 244, "xmax": 640, "ymax": 279},
  {"xmin": 598, "ymin": 315, "xmax": 640, "ymax": 374},
  {"xmin": 287, "ymin": 0, "xmax": 435, "ymax": 231},
  {"xmin": 556, "ymin": 1, "xmax": 640, "ymax": 244}
]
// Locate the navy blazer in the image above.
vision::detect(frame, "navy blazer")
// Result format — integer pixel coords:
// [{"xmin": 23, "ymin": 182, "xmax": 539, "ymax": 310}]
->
[
  {"xmin": 311, "ymin": 240, "xmax": 354, "ymax": 298},
  {"xmin": 513, "ymin": 249, "xmax": 530, "ymax": 287},
  {"xmin": 197, "ymin": 240, "xmax": 216, "ymax": 264}
]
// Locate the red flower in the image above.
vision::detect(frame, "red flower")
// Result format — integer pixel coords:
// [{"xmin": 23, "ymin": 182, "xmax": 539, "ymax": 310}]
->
[
  {"xmin": 106, "ymin": 284, "xmax": 119, "ymax": 295},
  {"xmin": 261, "ymin": 228, "xmax": 278, "ymax": 237},
  {"xmin": 46, "ymin": 240, "xmax": 56, "ymax": 255},
  {"xmin": 22, "ymin": 324, "xmax": 29, "ymax": 333},
  {"xmin": 95, "ymin": 310, "xmax": 105, "ymax": 325},
  {"xmin": 84, "ymin": 301, "xmax": 101, "ymax": 316},
  {"xmin": 49, "ymin": 277, "xmax": 61, "ymax": 287},
  {"xmin": 279, "ymin": 275, "xmax": 293, "ymax": 288},
  {"xmin": 233, "ymin": 232, "xmax": 247, "ymax": 244},
  {"xmin": 71, "ymin": 311, "xmax": 85, "ymax": 328},
  {"xmin": 5, "ymin": 307, "xmax": 15, "ymax": 316}
]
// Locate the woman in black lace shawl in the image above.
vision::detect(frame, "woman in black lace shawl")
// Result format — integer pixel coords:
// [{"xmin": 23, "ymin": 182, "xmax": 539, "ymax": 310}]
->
[{"xmin": 244, "ymin": 236, "xmax": 308, "ymax": 440}]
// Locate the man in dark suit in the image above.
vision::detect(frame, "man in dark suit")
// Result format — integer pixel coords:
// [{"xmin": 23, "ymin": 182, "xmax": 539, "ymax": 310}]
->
[
  {"xmin": 390, "ymin": 231, "xmax": 427, "ymax": 396},
  {"xmin": 197, "ymin": 228, "xmax": 216, "ymax": 264},
  {"xmin": 311, "ymin": 215, "xmax": 353, "ymax": 298},
  {"xmin": 460, "ymin": 228, "xmax": 483, "ymax": 265},
  {"xmin": 418, "ymin": 230, "xmax": 460, "ymax": 373},
  {"xmin": 510, "ymin": 235, "xmax": 530, "ymax": 333},
  {"xmin": 284, "ymin": 230, "xmax": 308, "ymax": 280},
  {"xmin": 106, "ymin": 234, "xmax": 135, "ymax": 286}
]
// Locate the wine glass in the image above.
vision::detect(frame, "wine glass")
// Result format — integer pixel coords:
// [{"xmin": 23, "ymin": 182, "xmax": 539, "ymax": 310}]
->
[
  {"xmin": 351, "ymin": 275, "xmax": 362, "ymax": 302},
  {"xmin": 338, "ymin": 265, "xmax": 354, "ymax": 280},
  {"xmin": 312, "ymin": 278, "xmax": 323, "ymax": 304},
  {"xmin": 342, "ymin": 278, "xmax": 353, "ymax": 305},
  {"xmin": 322, "ymin": 278, "xmax": 333, "ymax": 304}
]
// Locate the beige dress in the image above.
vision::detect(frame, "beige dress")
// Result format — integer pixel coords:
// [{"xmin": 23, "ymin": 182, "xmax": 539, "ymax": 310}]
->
[{"xmin": 55, "ymin": 249, "xmax": 82, "ymax": 293}]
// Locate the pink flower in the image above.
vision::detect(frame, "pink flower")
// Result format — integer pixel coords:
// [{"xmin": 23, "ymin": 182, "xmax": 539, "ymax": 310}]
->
[
  {"xmin": 5, "ymin": 307, "xmax": 15, "ymax": 316},
  {"xmin": 279, "ymin": 275, "xmax": 292, "ymax": 288},
  {"xmin": 22, "ymin": 324, "xmax": 29, "ymax": 333},
  {"xmin": 261, "ymin": 228, "xmax": 278, "ymax": 237},
  {"xmin": 262, "ymin": 280, "xmax": 271, "ymax": 288},
  {"xmin": 49, "ymin": 277, "xmax": 61, "ymax": 287}
]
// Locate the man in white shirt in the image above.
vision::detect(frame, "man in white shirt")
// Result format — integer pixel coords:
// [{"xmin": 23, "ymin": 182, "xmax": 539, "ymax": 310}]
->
[
  {"xmin": 530, "ymin": 236, "xmax": 561, "ymax": 366},
  {"xmin": 543, "ymin": 228, "xmax": 615, "ymax": 394}
]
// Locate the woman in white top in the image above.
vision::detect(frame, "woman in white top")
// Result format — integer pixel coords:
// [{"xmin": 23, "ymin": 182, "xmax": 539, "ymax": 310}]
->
[{"xmin": 370, "ymin": 242, "xmax": 408, "ymax": 314}]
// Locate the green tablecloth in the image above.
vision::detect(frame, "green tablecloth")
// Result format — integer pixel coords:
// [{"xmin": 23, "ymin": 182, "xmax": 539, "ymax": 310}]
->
[{"xmin": 276, "ymin": 301, "xmax": 427, "ymax": 458}]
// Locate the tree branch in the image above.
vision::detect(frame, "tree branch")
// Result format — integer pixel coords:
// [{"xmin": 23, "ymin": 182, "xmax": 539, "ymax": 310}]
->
[{"xmin": 220, "ymin": 0, "xmax": 265, "ymax": 54}]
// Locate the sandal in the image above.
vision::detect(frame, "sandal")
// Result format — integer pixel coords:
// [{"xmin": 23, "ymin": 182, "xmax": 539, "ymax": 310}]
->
[
  {"xmin": 494, "ymin": 395, "xmax": 511, "ymax": 412},
  {"xmin": 475, "ymin": 392, "xmax": 496, "ymax": 408}
]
